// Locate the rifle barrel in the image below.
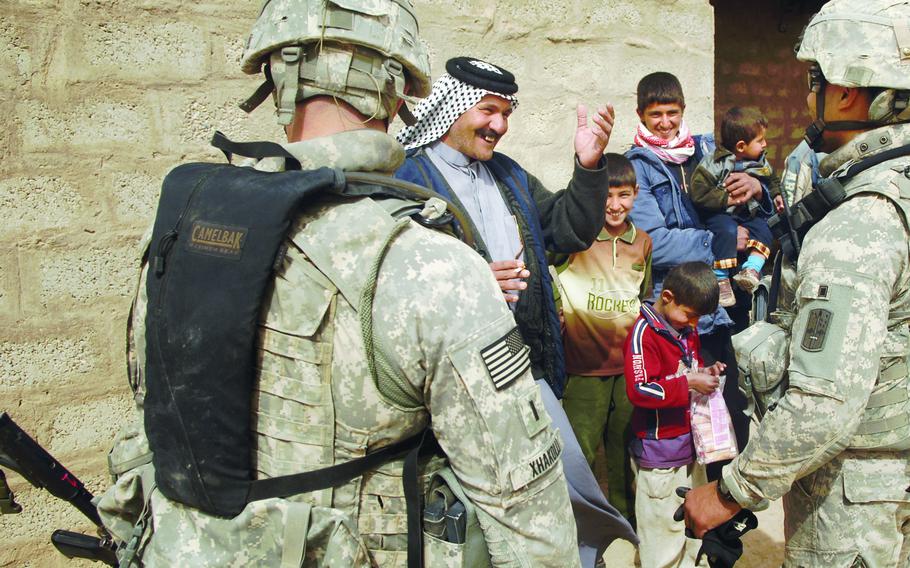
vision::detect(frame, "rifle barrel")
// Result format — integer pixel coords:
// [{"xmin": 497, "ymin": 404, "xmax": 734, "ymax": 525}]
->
[{"xmin": 0, "ymin": 412, "xmax": 101, "ymax": 526}]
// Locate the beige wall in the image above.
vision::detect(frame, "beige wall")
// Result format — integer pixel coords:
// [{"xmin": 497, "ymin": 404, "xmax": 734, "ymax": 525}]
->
[{"xmin": 1, "ymin": 1, "xmax": 712, "ymax": 565}]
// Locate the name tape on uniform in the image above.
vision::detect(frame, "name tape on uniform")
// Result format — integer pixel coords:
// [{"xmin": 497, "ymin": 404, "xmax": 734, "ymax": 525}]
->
[{"xmin": 509, "ymin": 432, "xmax": 562, "ymax": 491}]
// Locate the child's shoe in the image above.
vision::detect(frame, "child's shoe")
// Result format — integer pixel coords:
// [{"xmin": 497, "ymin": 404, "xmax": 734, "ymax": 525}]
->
[
  {"xmin": 718, "ymin": 278, "xmax": 736, "ymax": 307},
  {"xmin": 733, "ymin": 268, "xmax": 761, "ymax": 294}
]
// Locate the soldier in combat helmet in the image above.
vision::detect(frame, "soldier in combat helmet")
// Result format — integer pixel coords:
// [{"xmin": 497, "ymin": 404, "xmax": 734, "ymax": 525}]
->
[
  {"xmin": 684, "ymin": 1, "xmax": 910, "ymax": 565},
  {"xmin": 93, "ymin": 0, "xmax": 580, "ymax": 566}
]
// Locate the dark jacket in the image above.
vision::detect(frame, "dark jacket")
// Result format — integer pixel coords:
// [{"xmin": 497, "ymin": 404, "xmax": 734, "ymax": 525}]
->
[
  {"xmin": 689, "ymin": 147, "xmax": 778, "ymax": 215},
  {"xmin": 395, "ymin": 148, "xmax": 608, "ymax": 396}
]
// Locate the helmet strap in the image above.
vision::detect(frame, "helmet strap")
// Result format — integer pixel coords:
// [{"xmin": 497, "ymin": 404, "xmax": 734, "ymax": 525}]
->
[
  {"xmin": 397, "ymin": 102, "xmax": 417, "ymax": 126},
  {"xmin": 239, "ymin": 65, "xmax": 275, "ymax": 114},
  {"xmin": 239, "ymin": 45, "xmax": 420, "ymax": 125},
  {"xmin": 275, "ymin": 46, "xmax": 303, "ymax": 126},
  {"xmin": 805, "ymin": 77, "xmax": 829, "ymax": 150},
  {"xmin": 805, "ymin": 79, "xmax": 881, "ymax": 150}
]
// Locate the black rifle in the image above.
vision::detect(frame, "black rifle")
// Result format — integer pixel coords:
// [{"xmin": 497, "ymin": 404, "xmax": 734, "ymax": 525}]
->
[{"xmin": 0, "ymin": 412, "xmax": 118, "ymax": 566}]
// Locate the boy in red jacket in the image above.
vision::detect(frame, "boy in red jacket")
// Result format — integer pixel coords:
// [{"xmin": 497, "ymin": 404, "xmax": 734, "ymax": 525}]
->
[{"xmin": 623, "ymin": 262, "xmax": 724, "ymax": 567}]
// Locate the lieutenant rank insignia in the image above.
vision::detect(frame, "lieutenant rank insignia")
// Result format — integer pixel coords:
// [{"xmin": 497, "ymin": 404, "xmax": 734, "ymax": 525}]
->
[{"xmin": 481, "ymin": 327, "xmax": 531, "ymax": 390}]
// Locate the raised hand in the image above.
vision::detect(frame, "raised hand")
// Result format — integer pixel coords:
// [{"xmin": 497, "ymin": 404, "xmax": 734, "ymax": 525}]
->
[{"xmin": 575, "ymin": 103, "xmax": 616, "ymax": 169}]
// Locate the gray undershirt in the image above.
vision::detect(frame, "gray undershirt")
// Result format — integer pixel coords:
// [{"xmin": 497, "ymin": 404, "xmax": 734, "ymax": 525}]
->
[{"xmin": 425, "ymin": 141, "xmax": 525, "ymax": 265}]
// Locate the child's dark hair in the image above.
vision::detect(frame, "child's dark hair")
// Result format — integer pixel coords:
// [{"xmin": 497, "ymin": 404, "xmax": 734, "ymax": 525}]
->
[
  {"xmin": 636, "ymin": 72, "xmax": 685, "ymax": 113},
  {"xmin": 662, "ymin": 262, "xmax": 719, "ymax": 316},
  {"xmin": 605, "ymin": 153, "xmax": 637, "ymax": 189},
  {"xmin": 720, "ymin": 107, "xmax": 768, "ymax": 153}
]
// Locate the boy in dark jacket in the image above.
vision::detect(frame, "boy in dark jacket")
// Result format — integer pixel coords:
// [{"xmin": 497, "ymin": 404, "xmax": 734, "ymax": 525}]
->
[
  {"xmin": 624, "ymin": 262, "xmax": 724, "ymax": 567},
  {"xmin": 690, "ymin": 107, "xmax": 783, "ymax": 306}
]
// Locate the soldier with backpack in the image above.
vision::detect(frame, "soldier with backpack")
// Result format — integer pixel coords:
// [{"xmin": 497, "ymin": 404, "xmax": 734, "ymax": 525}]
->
[{"xmin": 93, "ymin": 1, "xmax": 579, "ymax": 566}]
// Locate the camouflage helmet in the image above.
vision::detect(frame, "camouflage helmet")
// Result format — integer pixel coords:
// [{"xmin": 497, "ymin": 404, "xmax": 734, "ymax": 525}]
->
[
  {"xmin": 239, "ymin": 0, "xmax": 431, "ymax": 125},
  {"xmin": 798, "ymin": 0, "xmax": 910, "ymax": 125}
]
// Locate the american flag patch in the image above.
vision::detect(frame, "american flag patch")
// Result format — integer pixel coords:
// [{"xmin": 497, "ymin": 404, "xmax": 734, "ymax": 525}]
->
[{"xmin": 480, "ymin": 327, "xmax": 530, "ymax": 390}]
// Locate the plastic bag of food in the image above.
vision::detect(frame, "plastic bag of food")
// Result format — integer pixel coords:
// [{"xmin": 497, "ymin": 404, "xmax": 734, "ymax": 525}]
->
[{"xmin": 690, "ymin": 375, "xmax": 738, "ymax": 464}]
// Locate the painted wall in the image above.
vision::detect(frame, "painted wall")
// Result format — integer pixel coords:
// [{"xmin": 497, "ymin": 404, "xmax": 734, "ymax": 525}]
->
[{"xmin": 0, "ymin": 1, "xmax": 713, "ymax": 565}]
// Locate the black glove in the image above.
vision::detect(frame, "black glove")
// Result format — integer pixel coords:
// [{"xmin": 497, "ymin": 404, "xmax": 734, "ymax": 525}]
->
[
  {"xmin": 695, "ymin": 509, "xmax": 758, "ymax": 568},
  {"xmin": 672, "ymin": 486, "xmax": 758, "ymax": 568}
]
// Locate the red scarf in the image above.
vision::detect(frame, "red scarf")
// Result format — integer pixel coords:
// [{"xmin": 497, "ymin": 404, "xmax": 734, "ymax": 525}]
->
[{"xmin": 633, "ymin": 122, "xmax": 695, "ymax": 164}]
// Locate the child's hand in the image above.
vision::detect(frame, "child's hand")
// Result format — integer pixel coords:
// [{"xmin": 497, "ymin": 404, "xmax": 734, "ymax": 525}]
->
[
  {"xmin": 774, "ymin": 194, "xmax": 785, "ymax": 213},
  {"xmin": 701, "ymin": 362, "xmax": 726, "ymax": 376},
  {"xmin": 687, "ymin": 372, "xmax": 720, "ymax": 395}
]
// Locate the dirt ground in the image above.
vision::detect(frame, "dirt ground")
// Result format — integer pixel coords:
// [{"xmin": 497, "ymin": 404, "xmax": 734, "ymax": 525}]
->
[{"xmin": 603, "ymin": 498, "xmax": 785, "ymax": 567}]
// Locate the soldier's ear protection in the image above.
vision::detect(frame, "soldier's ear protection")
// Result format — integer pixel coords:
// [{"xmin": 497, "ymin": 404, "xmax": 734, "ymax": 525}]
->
[{"xmin": 804, "ymin": 62, "xmax": 879, "ymax": 151}]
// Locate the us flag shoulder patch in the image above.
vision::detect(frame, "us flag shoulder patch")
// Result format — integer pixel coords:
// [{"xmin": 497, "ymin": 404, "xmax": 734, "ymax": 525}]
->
[{"xmin": 480, "ymin": 327, "xmax": 530, "ymax": 390}]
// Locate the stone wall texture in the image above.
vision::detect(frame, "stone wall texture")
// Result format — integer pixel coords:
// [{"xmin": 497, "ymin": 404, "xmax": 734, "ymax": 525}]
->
[{"xmin": 1, "ymin": 1, "xmax": 713, "ymax": 565}]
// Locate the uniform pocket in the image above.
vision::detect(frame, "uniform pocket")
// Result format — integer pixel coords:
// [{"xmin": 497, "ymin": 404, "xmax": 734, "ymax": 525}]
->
[
  {"xmin": 788, "ymin": 281, "xmax": 856, "ymax": 401},
  {"xmin": 842, "ymin": 458, "xmax": 910, "ymax": 505},
  {"xmin": 423, "ymin": 533, "xmax": 466, "ymax": 567}
]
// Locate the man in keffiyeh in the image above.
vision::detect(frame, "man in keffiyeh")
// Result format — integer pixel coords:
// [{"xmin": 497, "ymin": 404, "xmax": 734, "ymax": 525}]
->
[
  {"xmin": 395, "ymin": 57, "xmax": 638, "ymax": 566},
  {"xmin": 623, "ymin": 72, "xmax": 761, "ymax": 531}
]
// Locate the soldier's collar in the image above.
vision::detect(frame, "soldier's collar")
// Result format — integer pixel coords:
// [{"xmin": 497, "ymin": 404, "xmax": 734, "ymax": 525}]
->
[
  {"xmin": 821, "ymin": 123, "xmax": 910, "ymax": 178},
  {"xmin": 279, "ymin": 130, "xmax": 405, "ymax": 173}
]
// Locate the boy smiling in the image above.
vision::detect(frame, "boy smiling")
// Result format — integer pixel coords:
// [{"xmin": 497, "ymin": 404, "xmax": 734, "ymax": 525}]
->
[{"xmin": 555, "ymin": 153, "xmax": 652, "ymax": 521}]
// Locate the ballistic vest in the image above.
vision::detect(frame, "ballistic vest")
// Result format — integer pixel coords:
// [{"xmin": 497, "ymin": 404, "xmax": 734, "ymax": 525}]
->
[
  {"xmin": 143, "ymin": 134, "xmax": 473, "ymax": 524},
  {"xmin": 736, "ymin": 146, "xmax": 910, "ymax": 452}
]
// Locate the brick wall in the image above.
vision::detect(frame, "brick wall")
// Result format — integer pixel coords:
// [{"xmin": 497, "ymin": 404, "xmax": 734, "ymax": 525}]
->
[
  {"xmin": 713, "ymin": 0, "xmax": 825, "ymax": 171},
  {"xmin": 1, "ymin": 1, "xmax": 713, "ymax": 565}
]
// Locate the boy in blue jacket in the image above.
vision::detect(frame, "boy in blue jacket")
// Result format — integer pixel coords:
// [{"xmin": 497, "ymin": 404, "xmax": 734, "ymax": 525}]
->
[{"xmin": 625, "ymin": 72, "xmax": 758, "ymax": 481}]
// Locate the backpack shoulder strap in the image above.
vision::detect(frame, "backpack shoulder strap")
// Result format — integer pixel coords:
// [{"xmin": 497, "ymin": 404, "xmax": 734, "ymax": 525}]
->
[{"xmin": 297, "ymin": 172, "xmax": 478, "ymax": 411}]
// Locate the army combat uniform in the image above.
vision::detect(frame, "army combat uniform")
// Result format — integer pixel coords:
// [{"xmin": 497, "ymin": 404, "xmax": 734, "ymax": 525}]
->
[
  {"xmin": 725, "ymin": 123, "xmax": 910, "ymax": 567},
  {"xmin": 96, "ymin": 129, "xmax": 580, "ymax": 567}
]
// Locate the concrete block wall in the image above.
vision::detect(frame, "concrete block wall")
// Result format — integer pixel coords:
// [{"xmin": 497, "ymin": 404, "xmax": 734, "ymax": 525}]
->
[{"xmin": 1, "ymin": 1, "xmax": 713, "ymax": 565}]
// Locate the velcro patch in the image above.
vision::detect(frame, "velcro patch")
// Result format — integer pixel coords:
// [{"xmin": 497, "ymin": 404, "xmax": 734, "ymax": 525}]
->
[
  {"xmin": 801, "ymin": 308, "xmax": 832, "ymax": 352},
  {"xmin": 480, "ymin": 327, "xmax": 530, "ymax": 390},
  {"xmin": 509, "ymin": 432, "xmax": 562, "ymax": 491},
  {"xmin": 186, "ymin": 221, "xmax": 247, "ymax": 259}
]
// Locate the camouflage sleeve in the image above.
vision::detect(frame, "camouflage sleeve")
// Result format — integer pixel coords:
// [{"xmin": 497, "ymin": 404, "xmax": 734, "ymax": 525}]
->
[
  {"xmin": 723, "ymin": 195, "xmax": 908, "ymax": 507},
  {"xmin": 373, "ymin": 226, "xmax": 580, "ymax": 567}
]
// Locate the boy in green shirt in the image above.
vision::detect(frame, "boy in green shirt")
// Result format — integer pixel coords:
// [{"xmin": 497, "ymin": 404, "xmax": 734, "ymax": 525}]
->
[{"xmin": 555, "ymin": 153, "xmax": 652, "ymax": 520}]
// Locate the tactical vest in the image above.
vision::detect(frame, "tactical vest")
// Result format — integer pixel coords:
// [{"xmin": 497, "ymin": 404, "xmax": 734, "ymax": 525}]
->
[
  {"xmin": 735, "ymin": 154, "xmax": 910, "ymax": 452},
  {"xmin": 142, "ymin": 134, "xmax": 485, "ymax": 567}
]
